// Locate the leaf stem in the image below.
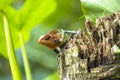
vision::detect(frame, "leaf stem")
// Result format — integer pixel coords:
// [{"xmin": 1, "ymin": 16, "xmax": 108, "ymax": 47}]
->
[
  {"xmin": 1, "ymin": 11, "xmax": 22, "ymax": 80},
  {"xmin": 19, "ymin": 32, "xmax": 32, "ymax": 80}
]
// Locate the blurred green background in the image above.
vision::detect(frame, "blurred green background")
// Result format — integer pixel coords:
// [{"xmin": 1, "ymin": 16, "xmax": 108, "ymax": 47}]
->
[{"xmin": 0, "ymin": 0, "xmax": 120, "ymax": 80}]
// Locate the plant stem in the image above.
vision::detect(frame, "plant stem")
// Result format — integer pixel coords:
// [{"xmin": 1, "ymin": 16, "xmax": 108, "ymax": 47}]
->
[
  {"xmin": 2, "ymin": 11, "xmax": 22, "ymax": 80},
  {"xmin": 19, "ymin": 32, "xmax": 32, "ymax": 80}
]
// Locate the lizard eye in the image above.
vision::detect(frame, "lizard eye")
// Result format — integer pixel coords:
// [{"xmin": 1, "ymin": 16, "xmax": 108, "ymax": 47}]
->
[
  {"xmin": 57, "ymin": 38, "xmax": 61, "ymax": 43},
  {"xmin": 45, "ymin": 35, "xmax": 51, "ymax": 40},
  {"xmin": 52, "ymin": 38, "xmax": 61, "ymax": 44}
]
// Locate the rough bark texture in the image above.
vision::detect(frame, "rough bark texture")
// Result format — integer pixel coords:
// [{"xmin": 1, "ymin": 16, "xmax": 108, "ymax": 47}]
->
[{"xmin": 58, "ymin": 11, "xmax": 120, "ymax": 80}]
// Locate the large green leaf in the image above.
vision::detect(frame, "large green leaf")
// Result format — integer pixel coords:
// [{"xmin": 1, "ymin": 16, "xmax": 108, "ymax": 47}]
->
[
  {"xmin": 7, "ymin": 0, "xmax": 56, "ymax": 48},
  {"xmin": 0, "ymin": 0, "xmax": 12, "ymax": 10},
  {"xmin": 20, "ymin": 0, "xmax": 56, "ymax": 42},
  {"xmin": 0, "ymin": 0, "xmax": 56, "ymax": 58},
  {"xmin": 81, "ymin": 0, "xmax": 120, "ymax": 21},
  {"xmin": 0, "ymin": 0, "xmax": 13, "ymax": 58}
]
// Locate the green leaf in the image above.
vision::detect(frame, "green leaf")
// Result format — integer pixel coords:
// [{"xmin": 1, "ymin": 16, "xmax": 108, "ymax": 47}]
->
[
  {"xmin": 44, "ymin": 72, "xmax": 59, "ymax": 80},
  {"xmin": 43, "ymin": 0, "xmax": 85, "ymax": 29},
  {"xmin": 20, "ymin": 0, "xmax": 57, "ymax": 42},
  {"xmin": 0, "ymin": 0, "xmax": 12, "ymax": 10},
  {"xmin": 81, "ymin": 0, "xmax": 120, "ymax": 21},
  {"xmin": 0, "ymin": 0, "xmax": 56, "ymax": 58},
  {"xmin": 0, "ymin": 0, "xmax": 13, "ymax": 58}
]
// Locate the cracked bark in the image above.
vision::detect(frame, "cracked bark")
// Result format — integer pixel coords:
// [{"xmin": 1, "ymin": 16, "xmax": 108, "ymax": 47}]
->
[{"xmin": 58, "ymin": 11, "xmax": 120, "ymax": 80}]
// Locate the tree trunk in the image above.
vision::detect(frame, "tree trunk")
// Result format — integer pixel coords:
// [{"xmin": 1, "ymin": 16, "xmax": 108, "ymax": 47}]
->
[{"xmin": 58, "ymin": 11, "xmax": 120, "ymax": 80}]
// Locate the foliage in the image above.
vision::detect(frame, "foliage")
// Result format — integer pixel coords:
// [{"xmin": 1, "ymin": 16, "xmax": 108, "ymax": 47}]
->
[
  {"xmin": 0, "ymin": 0, "xmax": 56, "ymax": 58},
  {"xmin": 81, "ymin": 0, "xmax": 120, "ymax": 21},
  {"xmin": 0, "ymin": 0, "xmax": 120, "ymax": 80},
  {"xmin": 0, "ymin": 0, "xmax": 56, "ymax": 80}
]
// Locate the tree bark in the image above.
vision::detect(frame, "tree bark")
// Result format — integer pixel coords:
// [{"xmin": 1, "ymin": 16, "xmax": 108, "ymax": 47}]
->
[{"xmin": 58, "ymin": 11, "xmax": 120, "ymax": 80}]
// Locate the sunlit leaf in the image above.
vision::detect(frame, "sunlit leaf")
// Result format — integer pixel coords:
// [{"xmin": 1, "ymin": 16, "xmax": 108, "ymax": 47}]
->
[
  {"xmin": 0, "ymin": 0, "xmax": 56, "ymax": 58},
  {"xmin": 20, "ymin": 0, "xmax": 57, "ymax": 42},
  {"xmin": 81, "ymin": 0, "xmax": 120, "ymax": 21},
  {"xmin": 0, "ymin": 0, "xmax": 12, "ymax": 10},
  {"xmin": 0, "ymin": 0, "xmax": 13, "ymax": 58}
]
